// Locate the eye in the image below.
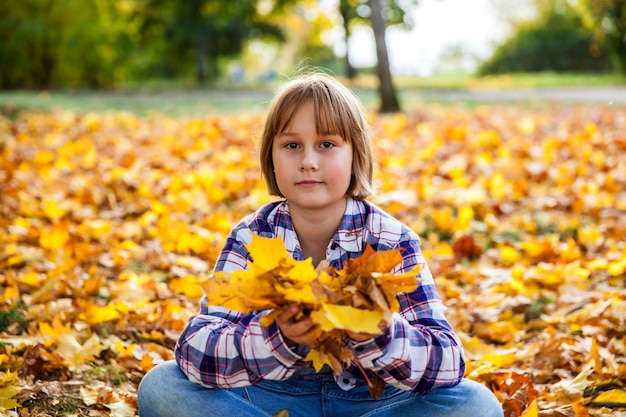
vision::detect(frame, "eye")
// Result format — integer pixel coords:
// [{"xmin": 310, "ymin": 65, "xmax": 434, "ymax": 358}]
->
[
  {"xmin": 320, "ymin": 141, "xmax": 335, "ymax": 149},
  {"xmin": 284, "ymin": 142, "xmax": 300, "ymax": 149}
]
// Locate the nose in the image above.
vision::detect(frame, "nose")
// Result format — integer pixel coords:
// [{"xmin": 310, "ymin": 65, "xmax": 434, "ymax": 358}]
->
[{"xmin": 299, "ymin": 149, "xmax": 319, "ymax": 171}]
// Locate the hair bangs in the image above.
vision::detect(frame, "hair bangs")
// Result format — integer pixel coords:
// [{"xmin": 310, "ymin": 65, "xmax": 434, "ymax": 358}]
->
[{"xmin": 310, "ymin": 83, "xmax": 345, "ymax": 139}]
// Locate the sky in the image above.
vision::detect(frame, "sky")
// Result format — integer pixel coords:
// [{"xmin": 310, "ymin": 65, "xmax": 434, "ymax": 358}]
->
[{"xmin": 344, "ymin": 0, "xmax": 513, "ymax": 75}]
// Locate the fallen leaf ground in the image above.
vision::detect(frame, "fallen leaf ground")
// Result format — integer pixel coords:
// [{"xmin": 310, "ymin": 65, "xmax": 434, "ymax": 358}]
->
[{"xmin": 0, "ymin": 104, "xmax": 625, "ymax": 416}]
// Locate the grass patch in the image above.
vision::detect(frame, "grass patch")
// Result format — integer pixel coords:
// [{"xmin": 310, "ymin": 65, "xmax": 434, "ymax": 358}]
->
[
  {"xmin": 0, "ymin": 304, "xmax": 27, "ymax": 333},
  {"xmin": 21, "ymin": 397, "xmax": 89, "ymax": 417},
  {"xmin": 0, "ymin": 89, "xmax": 274, "ymax": 118},
  {"xmin": 0, "ymin": 72, "xmax": 623, "ymax": 117}
]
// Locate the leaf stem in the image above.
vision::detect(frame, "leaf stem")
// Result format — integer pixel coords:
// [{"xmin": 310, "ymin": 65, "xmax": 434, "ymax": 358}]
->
[{"xmin": 351, "ymin": 358, "xmax": 372, "ymax": 387}]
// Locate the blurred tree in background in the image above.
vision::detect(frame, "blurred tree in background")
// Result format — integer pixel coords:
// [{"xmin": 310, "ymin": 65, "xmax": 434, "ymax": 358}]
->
[
  {"xmin": 0, "ymin": 0, "xmax": 358, "ymax": 89},
  {"xmin": 0, "ymin": 0, "xmax": 623, "ymax": 91},
  {"xmin": 368, "ymin": 0, "xmax": 399, "ymax": 112},
  {"xmin": 335, "ymin": 0, "xmax": 417, "ymax": 112},
  {"xmin": 479, "ymin": 0, "xmax": 615, "ymax": 75},
  {"xmin": 0, "ymin": 0, "xmax": 135, "ymax": 89},
  {"xmin": 576, "ymin": 0, "xmax": 626, "ymax": 74},
  {"xmin": 137, "ymin": 0, "xmax": 285, "ymax": 84},
  {"xmin": 338, "ymin": 0, "xmax": 417, "ymax": 80}
]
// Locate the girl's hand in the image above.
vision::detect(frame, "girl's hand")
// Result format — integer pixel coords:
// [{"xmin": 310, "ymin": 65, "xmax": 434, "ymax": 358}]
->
[{"xmin": 275, "ymin": 306, "xmax": 323, "ymax": 347}]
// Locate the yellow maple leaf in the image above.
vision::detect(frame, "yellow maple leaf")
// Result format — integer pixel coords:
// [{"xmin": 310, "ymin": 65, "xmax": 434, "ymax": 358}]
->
[
  {"xmin": 114, "ymin": 339, "xmax": 136, "ymax": 356},
  {"xmin": 246, "ymin": 234, "xmax": 293, "ymax": 272},
  {"xmin": 432, "ymin": 207, "xmax": 454, "ymax": 231},
  {"xmin": 80, "ymin": 302, "xmax": 122, "ymax": 326},
  {"xmin": 0, "ymin": 385, "xmax": 21, "ymax": 410},
  {"xmin": 213, "ymin": 269, "xmax": 281, "ymax": 311},
  {"xmin": 589, "ymin": 389, "xmax": 626, "ymax": 407},
  {"xmin": 284, "ymin": 257, "xmax": 318, "ymax": 284},
  {"xmin": 499, "ymin": 245, "xmax": 520, "ymax": 265},
  {"xmin": 169, "ymin": 275, "xmax": 204, "ymax": 299},
  {"xmin": 201, "ymin": 272, "xmax": 249, "ymax": 312},
  {"xmin": 39, "ymin": 221, "xmax": 70, "ymax": 251},
  {"xmin": 318, "ymin": 270, "xmax": 341, "ymax": 294},
  {"xmin": 311, "ymin": 304, "xmax": 384, "ymax": 334},
  {"xmin": 362, "ymin": 247, "xmax": 403, "ymax": 276},
  {"xmin": 276, "ymin": 284, "xmax": 318, "ymax": 305},
  {"xmin": 304, "ymin": 348, "xmax": 333, "ymax": 373},
  {"xmin": 0, "ymin": 371, "xmax": 21, "ymax": 410},
  {"xmin": 373, "ymin": 269, "xmax": 421, "ymax": 296},
  {"xmin": 202, "ymin": 234, "xmax": 319, "ymax": 313},
  {"xmin": 1, "ymin": 282, "xmax": 19, "ymax": 302},
  {"xmin": 608, "ymin": 255, "xmax": 626, "ymax": 277},
  {"xmin": 19, "ymin": 271, "xmax": 41, "ymax": 286},
  {"xmin": 41, "ymin": 198, "xmax": 69, "ymax": 220},
  {"xmin": 39, "ymin": 315, "xmax": 71, "ymax": 337}
]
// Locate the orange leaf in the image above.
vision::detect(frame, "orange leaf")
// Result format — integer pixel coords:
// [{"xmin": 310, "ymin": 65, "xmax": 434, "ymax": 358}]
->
[{"xmin": 39, "ymin": 221, "xmax": 70, "ymax": 251}]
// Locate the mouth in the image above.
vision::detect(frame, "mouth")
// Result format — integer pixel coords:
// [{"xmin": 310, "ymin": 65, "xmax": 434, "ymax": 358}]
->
[{"xmin": 296, "ymin": 180, "xmax": 322, "ymax": 187}]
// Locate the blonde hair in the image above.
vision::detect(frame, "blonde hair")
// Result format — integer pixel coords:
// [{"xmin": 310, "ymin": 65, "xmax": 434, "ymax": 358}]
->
[{"xmin": 259, "ymin": 72, "xmax": 375, "ymax": 200}]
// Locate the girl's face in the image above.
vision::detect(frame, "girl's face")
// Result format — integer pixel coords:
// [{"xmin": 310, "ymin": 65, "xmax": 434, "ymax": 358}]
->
[{"xmin": 272, "ymin": 100, "xmax": 353, "ymax": 213}]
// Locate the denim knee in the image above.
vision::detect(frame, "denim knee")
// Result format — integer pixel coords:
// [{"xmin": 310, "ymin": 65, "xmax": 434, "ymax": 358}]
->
[
  {"xmin": 455, "ymin": 379, "xmax": 503, "ymax": 417},
  {"xmin": 137, "ymin": 361, "xmax": 183, "ymax": 416}
]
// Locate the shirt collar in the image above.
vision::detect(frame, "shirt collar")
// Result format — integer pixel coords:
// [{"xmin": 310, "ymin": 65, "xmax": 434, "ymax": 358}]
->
[
  {"xmin": 332, "ymin": 197, "xmax": 365, "ymax": 253},
  {"xmin": 275, "ymin": 198, "xmax": 366, "ymax": 255}
]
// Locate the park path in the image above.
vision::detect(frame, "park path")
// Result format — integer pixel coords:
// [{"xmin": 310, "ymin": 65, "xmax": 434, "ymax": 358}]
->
[{"xmin": 400, "ymin": 86, "xmax": 626, "ymax": 105}]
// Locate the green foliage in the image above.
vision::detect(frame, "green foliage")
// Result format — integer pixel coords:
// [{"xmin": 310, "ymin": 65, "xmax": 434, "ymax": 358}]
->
[
  {"xmin": 0, "ymin": 1, "xmax": 58, "ymax": 88},
  {"xmin": 576, "ymin": 0, "xmax": 626, "ymax": 74},
  {"xmin": 0, "ymin": 0, "xmax": 291, "ymax": 88},
  {"xmin": 342, "ymin": 0, "xmax": 418, "ymax": 29},
  {"xmin": 0, "ymin": 304, "xmax": 27, "ymax": 333},
  {"xmin": 0, "ymin": 0, "xmax": 136, "ymax": 89},
  {"xmin": 135, "ymin": 0, "xmax": 286, "ymax": 84},
  {"xmin": 478, "ymin": 1, "xmax": 612, "ymax": 75}
]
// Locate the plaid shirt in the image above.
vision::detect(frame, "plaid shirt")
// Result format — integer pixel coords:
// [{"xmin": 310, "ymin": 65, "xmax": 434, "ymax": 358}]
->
[{"xmin": 175, "ymin": 198, "xmax": 465, "ymax": 392}]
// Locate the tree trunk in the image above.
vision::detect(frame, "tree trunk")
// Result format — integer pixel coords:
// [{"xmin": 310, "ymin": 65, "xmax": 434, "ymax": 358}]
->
[
  {"xmin": 195, "ymin": 39, "xmax": 206, "ymax": 85},
  {"xmin": 368, "ymin": 0, "xmax": 400, "ymax": 113},
  {"xmin": 339, "ymin": 0, "xmax": 357, "ymax": 80}
]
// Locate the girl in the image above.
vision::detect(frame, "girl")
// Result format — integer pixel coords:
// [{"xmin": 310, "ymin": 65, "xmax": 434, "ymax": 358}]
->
[{"xmin": 137, "ymin": 73, "xmax": 503, "ymax": 417}]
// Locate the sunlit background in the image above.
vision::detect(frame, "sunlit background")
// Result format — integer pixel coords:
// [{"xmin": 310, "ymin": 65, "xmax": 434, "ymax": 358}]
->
[
  {"xmin": 344, "ymin": 0, "xmax": 517, "ymax": 75},
  {"xmin": 0, "ymin": 0, "xmax": 623, "ymax": 92}
]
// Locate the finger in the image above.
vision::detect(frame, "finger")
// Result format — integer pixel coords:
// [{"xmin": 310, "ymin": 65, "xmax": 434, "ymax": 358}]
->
[
  {"xmin": 286, "ymin": 316, "xmax": 315, "ymax": 336},
  {"xmin": 276, "ymin": 305, "xmax": 300, "ymax": 324}
]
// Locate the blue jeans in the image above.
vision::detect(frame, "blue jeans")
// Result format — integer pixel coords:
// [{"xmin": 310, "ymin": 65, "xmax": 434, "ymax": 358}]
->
[{"xmin": 138, "ymin": 361, "xmax": 503, "ymax": 417}]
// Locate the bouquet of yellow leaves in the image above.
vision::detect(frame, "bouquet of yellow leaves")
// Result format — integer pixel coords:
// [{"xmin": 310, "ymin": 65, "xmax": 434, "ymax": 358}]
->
[{"xmin": 200, "ymin": 234, "xmax": 421, "ymax": 397}]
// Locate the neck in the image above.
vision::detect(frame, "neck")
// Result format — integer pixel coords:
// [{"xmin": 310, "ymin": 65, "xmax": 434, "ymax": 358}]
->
[{"xmin": 290, "ymin": 198, "xmax": 348, "ymax": 265}]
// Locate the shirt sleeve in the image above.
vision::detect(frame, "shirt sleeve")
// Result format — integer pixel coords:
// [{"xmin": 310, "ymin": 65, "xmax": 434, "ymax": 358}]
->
[
  {"xmin": 174, "ymin": 224, "xmax": 311, "ymax": 388},
  {"xmin": 350, "ymin": 231, "xmax": 466, "ymax": 392}
]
